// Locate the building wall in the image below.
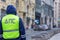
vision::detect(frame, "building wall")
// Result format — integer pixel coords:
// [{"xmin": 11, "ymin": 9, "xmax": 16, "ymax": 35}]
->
[
  {"xmin": 26, "ymin": 0, "xmax": 35, "ymax": 28},
  {"xmin": 54, "ymin": 0, "xmax": 60, "ymax": 27},
  {"xmin": 0, "ymin": 0, "xmax": 16, "ymax": 20},
  {"xmin": 35, "ymin": 0, "xmax": 54, "ymax": 29},
  {"xmin": 16, "ymin": 0, "xmax": 35, "ymax": 28},
  {"xmin": 0, "ymin": 0, "xmax": 35, "ymax": 28},
  {"xmin": 41, "ymin": 0, "xmax": 54, "ymax": 7}
]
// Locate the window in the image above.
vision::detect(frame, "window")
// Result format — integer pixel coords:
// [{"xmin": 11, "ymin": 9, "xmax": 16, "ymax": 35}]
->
[
  {"xmin": 36, "ymin": 0, "xmax": 41, "ymax": 5},
  {"xmin": 53, "ymin": 0, "xmax": 55, "ymax": 1},
  {"xmin": 55, "ymin": 2, "xmax": 57, "ymax": 5},
  {"xmin": 1, "ymin": 0, "xmax": 6, "ymax": 2},
  {"xmin": 52, "ymin": 11, "xmax": 54, "ymax": 17},
  {"xmin": 45, "ymin": 16, "xmax": 47, "ymax": 24},
  {"xmin": 16, "ymin": 0, "xmax": 19, "ymax": 7},
  {"xmin": 32, "ymin": 7, "xmax": 35, "ymax": 12},
  {"xmin": 23, "ymin": 13, "xmax": 26, "ymax": 21}
]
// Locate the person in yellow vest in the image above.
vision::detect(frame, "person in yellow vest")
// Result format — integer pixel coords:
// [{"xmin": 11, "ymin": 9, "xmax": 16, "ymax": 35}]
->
[{"xmin": 0, "ymin": 5, "xmax": 26, "ymax": 40}]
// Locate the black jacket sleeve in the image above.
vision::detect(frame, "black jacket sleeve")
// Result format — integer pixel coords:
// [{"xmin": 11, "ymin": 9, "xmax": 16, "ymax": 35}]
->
[
  {"xmin": 19, "ymin": 18, "xmax": 26, "ymax": 40},
  {"xmin": 0, "ymin": 20, "xmax": 3, "ymax": 34},
  {"xmin": 0, "ymin": 20, "xmax": 3, "ymax": 39}
]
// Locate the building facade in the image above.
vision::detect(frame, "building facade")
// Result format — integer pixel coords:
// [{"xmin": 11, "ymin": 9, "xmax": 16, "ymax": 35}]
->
[
  {"xmin": 54, "ymin": 0, "xmax": 60, "ymax": 27},
  {"xmin": 0, "ymin": 0, "xmax": 35, "ymax": 28},
  {"xmin": 41, "ymin": 0, "xmax": 54, "ymax": 29},
  {"xmin": 26, "ymin": 0, "xmax": 35, "ymax": 28},
  {"xmin": 35, "ymin": 0, "xmax": 54, "ymax": 29},
  {"xmin": 0, "ymin": 0, "xmax": 16, "ymax": 20},
  {"xmin": 35, "ymin": 0, "xmax": 41, "ymax": 25}
]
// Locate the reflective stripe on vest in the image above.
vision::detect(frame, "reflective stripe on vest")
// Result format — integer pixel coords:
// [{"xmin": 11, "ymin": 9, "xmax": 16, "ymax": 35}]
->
[
  {"xmin": 3, "ymin": 29, "xmax": 19, "ymax": 32},
  {"xmin": 2, "ymin": 14, "xmax": 20, "ymax": 39}
]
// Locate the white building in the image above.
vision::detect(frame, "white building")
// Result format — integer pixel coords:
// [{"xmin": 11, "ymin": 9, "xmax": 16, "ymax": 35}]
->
[
  {"xmin": 54, "ymin": 0, "xmax": 60, "ymax": 27},
  {"xmin": 35, "ymin": 0, "xmax": 54, "ymax": 29}
]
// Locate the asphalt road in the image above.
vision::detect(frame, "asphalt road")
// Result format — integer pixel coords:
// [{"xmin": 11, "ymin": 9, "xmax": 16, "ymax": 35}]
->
[
  {"xmin": 26, "ymin": 29, "xmax": 34, "ymax": 40},
  {"xmin": 26, "ymin": 28, "xmax": 60, "ymax": 40},
  {"xmin": 26, "ymin": 29, "xmax": 47, "ymax": 40}
]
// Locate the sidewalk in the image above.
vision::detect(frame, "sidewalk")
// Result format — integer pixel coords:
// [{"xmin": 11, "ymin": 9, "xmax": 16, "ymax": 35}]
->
[
  {"xmin": 26, "ymin": 29, "xmax": 50, "ymax": 40},
  {"xmin": 49, "ymin": 33, "xmax": 60, "ymax": 40},
  {"xmin": 26, "ymin": 29, "xmax": 34, "ymax": 40}
]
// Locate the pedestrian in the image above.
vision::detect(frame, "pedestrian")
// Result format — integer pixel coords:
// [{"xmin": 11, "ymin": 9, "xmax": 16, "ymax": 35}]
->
[
  {"xmin": 53, "ymin": 25, "xmax": 56, "ymax": 28},
  {"xmin": 31, "ymin": 23, "xmax": 33, "ymax": 29},
  {"xmin": 0, "ymin": 5, "xmax": 26, "ymax": 40},
  {"xmin": 31, "ymin": 23, "xmax": 35, "ymax": 29}
]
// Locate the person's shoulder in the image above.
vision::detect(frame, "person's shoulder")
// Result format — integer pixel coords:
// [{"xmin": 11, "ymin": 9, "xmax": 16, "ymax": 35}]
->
[{"xmin": 19, "ymin": 18, "xmax": 22, "ymax": 20}]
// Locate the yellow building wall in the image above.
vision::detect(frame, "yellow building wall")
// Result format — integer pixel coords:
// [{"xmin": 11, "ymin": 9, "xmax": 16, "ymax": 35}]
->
[
  {"xmin": 0, "ymin": 0, "xmax": 16, "ymax": 9},
  {"xmin": 0, "ymin": 0, "xmax": 35, "ymax": 28},
  {"xmin": 26, "ymin": 0, "xmax": 35, "ymax": 28}
]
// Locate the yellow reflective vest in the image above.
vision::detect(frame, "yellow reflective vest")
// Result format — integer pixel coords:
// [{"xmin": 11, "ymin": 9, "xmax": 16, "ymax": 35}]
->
[{"xmin": 2, "ymin": 14, "xmax": 20, "ymax": 39}]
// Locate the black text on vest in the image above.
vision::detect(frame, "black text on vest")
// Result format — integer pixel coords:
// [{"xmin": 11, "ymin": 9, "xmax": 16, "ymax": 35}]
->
[{"xmin": 5, "ymin": 18, "xmax": 15, "ymax": 24}]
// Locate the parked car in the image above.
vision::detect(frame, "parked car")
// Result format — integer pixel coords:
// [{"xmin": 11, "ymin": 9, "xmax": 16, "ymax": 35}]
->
[
  {"xmin": 33, "ymin": 24, "xmax": 50, "ymax": 31},
  {"xmin": 41, "ymin": 24, "xmax": 49, "ymax": 31}
]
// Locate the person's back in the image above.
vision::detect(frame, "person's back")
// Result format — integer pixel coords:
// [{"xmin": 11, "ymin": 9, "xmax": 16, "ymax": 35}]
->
[
  {"xmin": 2, "ymin": 14, "xmax": 20, "ymax": 39},
  {"xmin": 1, "ymin": 5, "xmax": 26, "ymax": 40}
]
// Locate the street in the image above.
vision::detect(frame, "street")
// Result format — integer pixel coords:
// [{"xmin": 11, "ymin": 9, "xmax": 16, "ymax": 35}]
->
[
  {"xmin": 26, "ymin": 29, "xmax": 49, "ymax": 40},
  {"xmin": 49, "ymin": 33, "xmax": 60, "ymax": 40},
  {"xmin": 26, "ymin": 29, "xmax": 32, "ymax": 40},
  {"xmin": 26, "ymin": 29, "xmax": 40, "ymax": 40},
  {"xmin": 26, "ymin": 28, "xmax": 60, "ymax": 40},
  {"xmin": 26, "ymin": 29, "xmax": 35, "ymax": 40}
]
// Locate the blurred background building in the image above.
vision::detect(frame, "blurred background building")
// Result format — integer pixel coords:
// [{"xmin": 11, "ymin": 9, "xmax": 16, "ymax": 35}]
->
[
  {"xmin": 24, "ymin": 0, "xmax": 35, "ymax": 28},
  {"xmin": 0, "ymin": 0, "xmax": 58, "ymax": 29},
  {"xmin": 0, "ymin": 0, "xmax": 16, "ymax": 20},
  {"xmin": 54, "ymin": 0, "xmax": 60, "ymax": 28},
  {"xmin": 0, "ymin": 0, "xmax": 35, "ymax": 28},
  {"xmin": 35, "ymin": 0, "xmax": 54, "ymax": 29}
]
